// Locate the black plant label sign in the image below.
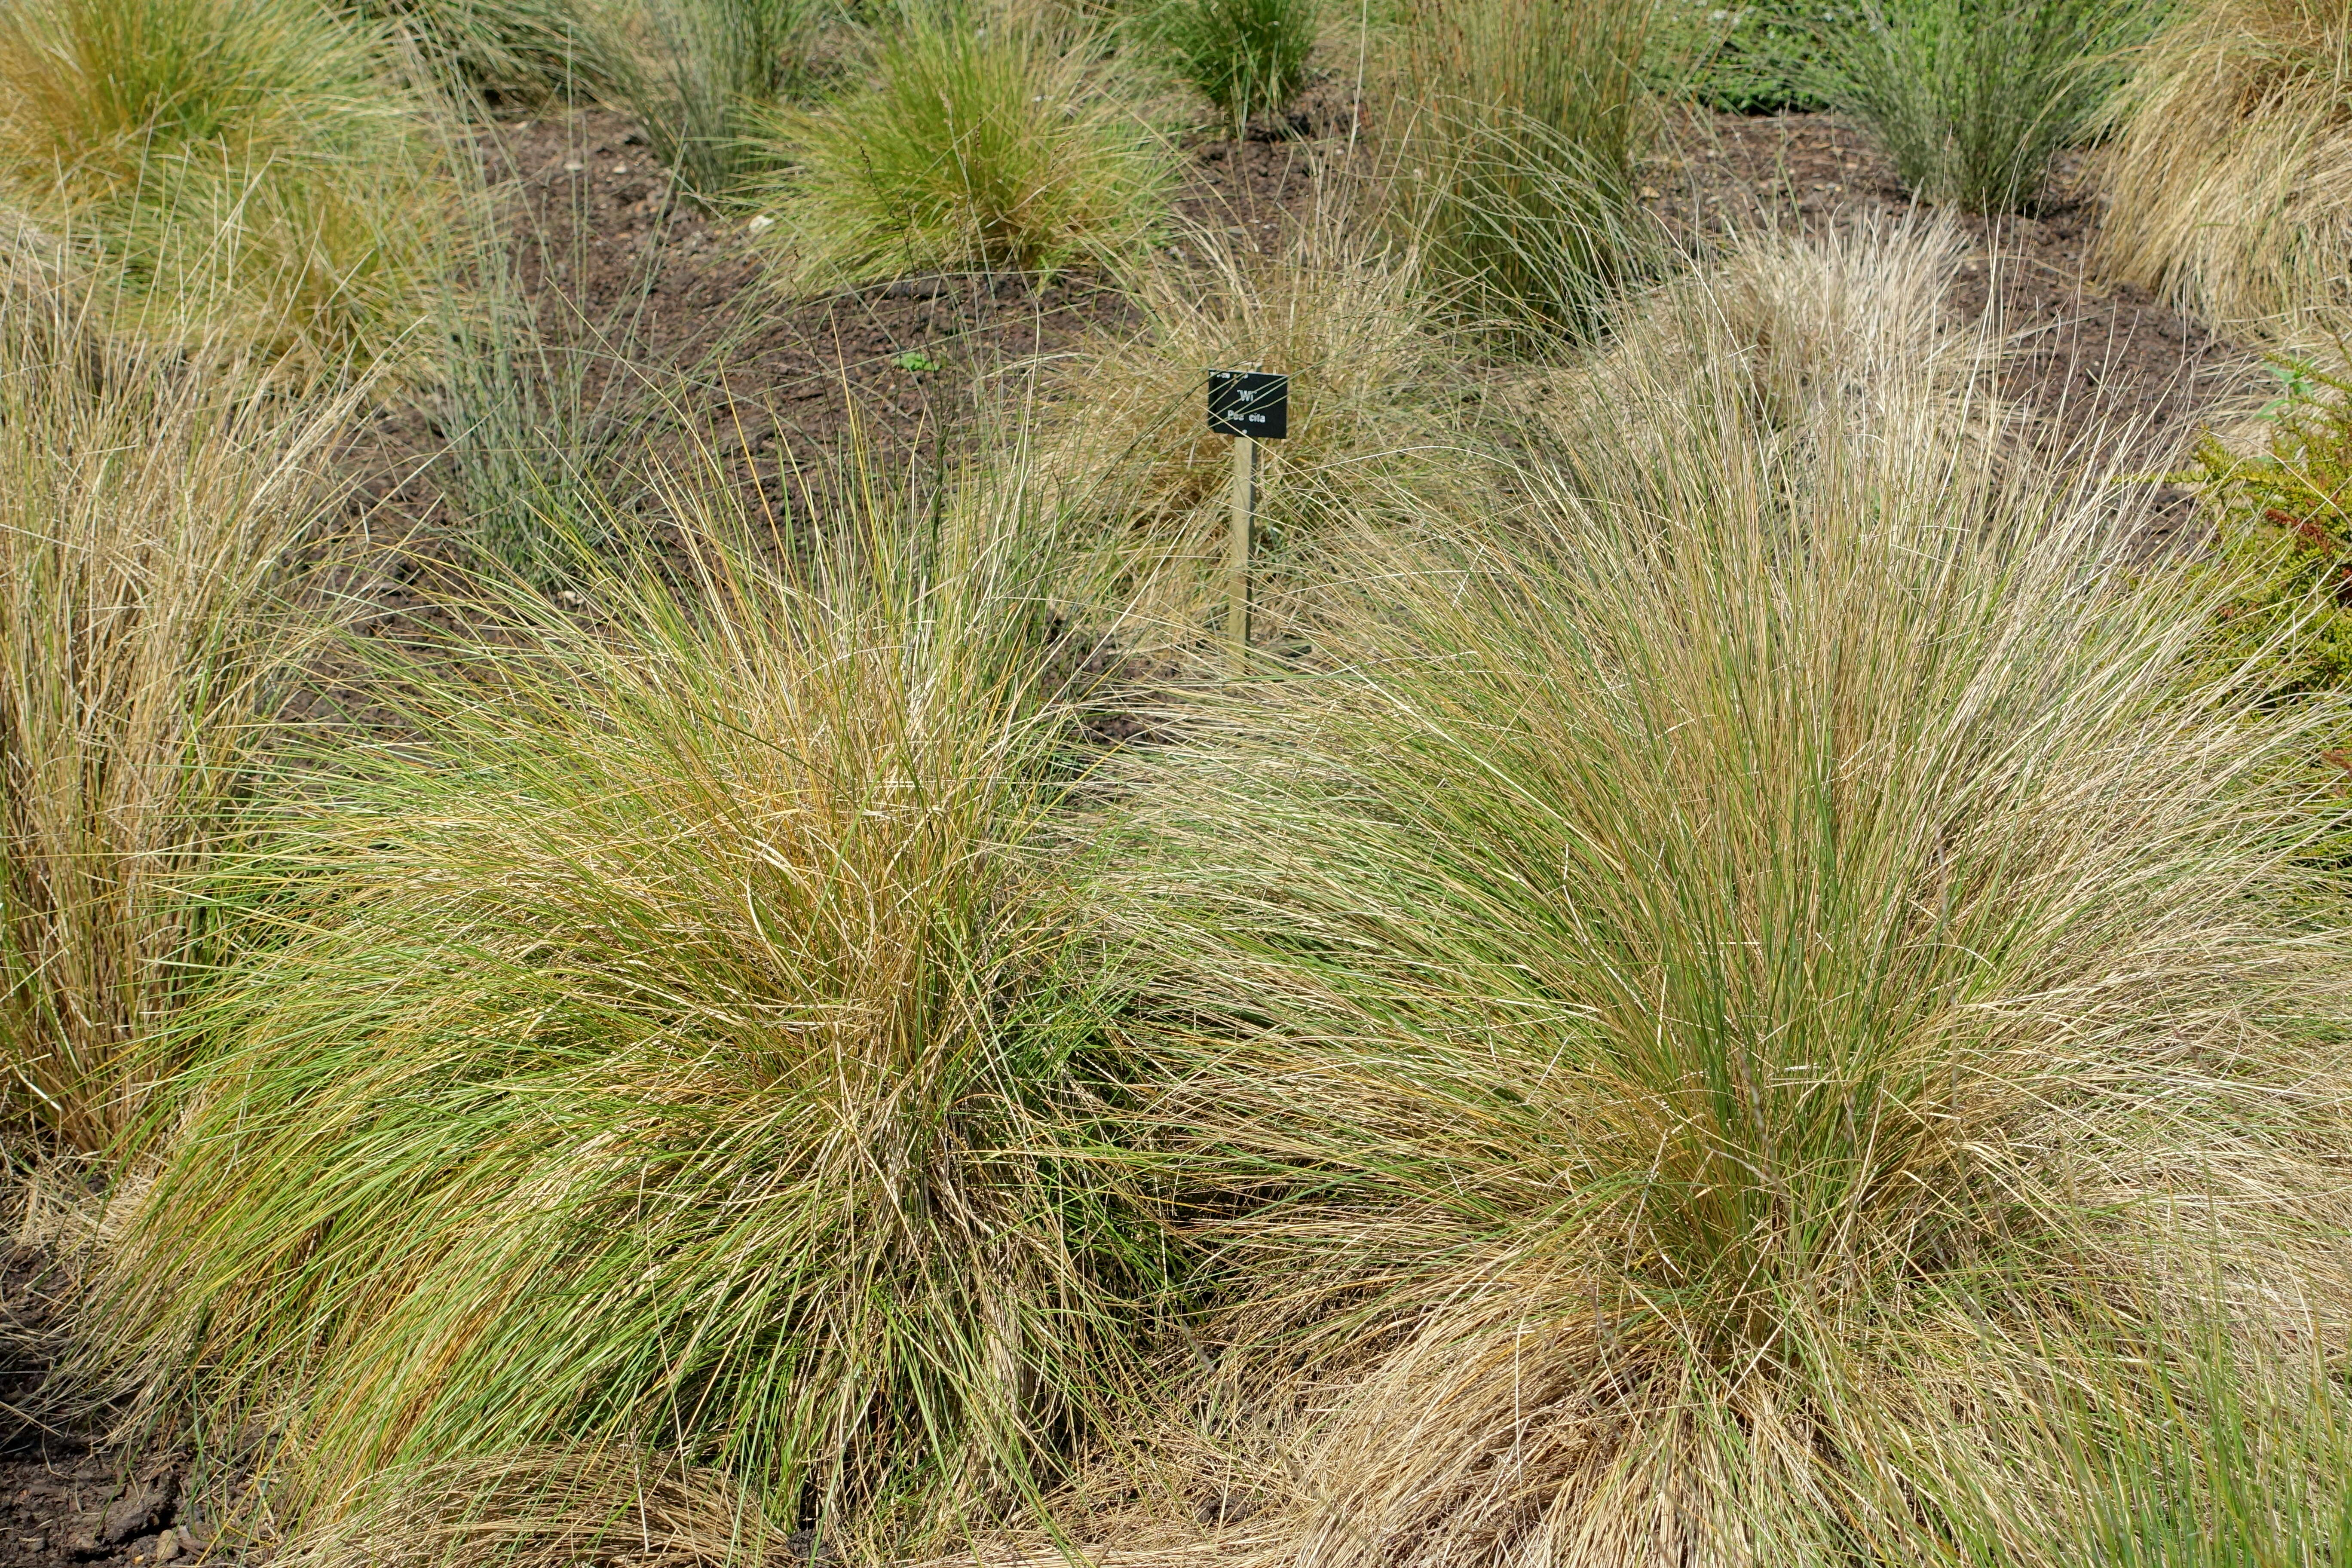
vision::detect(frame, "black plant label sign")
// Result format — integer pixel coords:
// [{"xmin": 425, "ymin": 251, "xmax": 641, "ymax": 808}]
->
[{"xmin": 1208, "ymin": 370, "xmax": 1289, "ymax": 439}]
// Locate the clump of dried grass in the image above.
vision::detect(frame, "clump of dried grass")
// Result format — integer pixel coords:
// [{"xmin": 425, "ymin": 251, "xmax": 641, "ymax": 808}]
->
[
  {"xmin": 2095, "ymin": 0, "xmax": 2352, "ymax": 336},
  {"xmin": 1514, "ymin": 214, "xmax": 2006, "ymax": 499},
  {"xmin": 0, "ymin": 276, "xmax": 353, "ymax": 1152},
  {"xmin": 1083, "ymin": 228, "xmax": 2352, "ymax": 1563},
  {"xmin": 1035, "ymin": 209, "xmax": 1484, "ymax": 660},
  {"xmin": 282, "ymin": 1449, "xmax": 793, "ymax": 1568}
]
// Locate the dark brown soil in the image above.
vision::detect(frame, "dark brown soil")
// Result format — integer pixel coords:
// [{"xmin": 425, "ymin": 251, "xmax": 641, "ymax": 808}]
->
[
  {"xmin": 340, "ymin": 101, "xmax": 1345, "ymax": 557},
  {"xmin": 0, "ymin": 1244, "xmax": 213, "ymax": 1568},
  {"xmin": 341, "ymin": 99, "xmax": 2250, "ymax": 585}
]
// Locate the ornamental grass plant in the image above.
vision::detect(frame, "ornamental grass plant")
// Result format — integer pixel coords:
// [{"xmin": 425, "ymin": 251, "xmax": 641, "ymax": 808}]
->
[
  {"xmin": 1092, "ymin": 248, "xmax": 2352, "ymax": 1561},
  {"xmin": 746, "ymin": 3, "xmax": 1172, "ymax": 291},
  {"xmin": 1384, "ymin": 0, "xmax": 1655, "ymax": 344},
  {"xmin": 1146, "ymin": 0, "xmax": 1320, "ymax": 136},
  {"xmin": 2095, "ymin": 0, "xmax": 2352, "ymax": 336},
  {"xmin": 0, "ymin": 277, "xmax": 354, "ymax": 1152},
  {"xmin": 1035, "ymin": 210, "xmax": 1482, "ymax": 659},
  {"xmin": 603, "ymin": 0, "xmax": 816, "ymax": 196},
  {"xmin": 83, "ymin": 459, "xmax": 1171, "ymax": 1555},
  {"xmin": 354, "ymin": 0, "xmax": 618, "ymax": 100},
  {"xmin": 1517, "ymin": 215, "xmax": 2007, "ymax": 500},
  {"xmin": 0, "ymin": 0, "xmax": 460, "ymax": 375},
  {"xmin": 1808, "ymin": 0, "xmax": 2153, "ymax": 213}
]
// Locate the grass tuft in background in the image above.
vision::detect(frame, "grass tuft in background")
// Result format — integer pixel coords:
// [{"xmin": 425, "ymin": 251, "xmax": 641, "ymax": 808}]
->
[
  {"xmin": 1145, "ymin": 0, "xmax": 1320, "ymax": 136},
  {"xmin": 1384, "ymin": 0, "xmax": 1655, "ymax": 345},
  {"xmin": 0, "ymin": 0, "xmax": 462, "ymax": 374},
  {"xmin": 354, "ymin": 0, "xmax": 620, "ymax": 101},
  {"xmin": 1807, "ymin": 0, "xmax": 2153, "ymax": 213},
  {"xmin": 2095, "ymin": 0, "xmax": 2352, "ymax": 335},
  {"xmin": 746, "ymin": 4, "xmax": 1171, "ymax": 289},
  {"xmin": 1035, "ymin": 209, "xmax": 1480, "ymax": 659},
  {"xmin": 602, "ymin": 0, "xmax": 817, "ymax": 198}
]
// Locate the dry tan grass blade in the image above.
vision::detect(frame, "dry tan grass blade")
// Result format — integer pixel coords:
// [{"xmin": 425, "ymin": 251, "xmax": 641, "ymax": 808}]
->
[{"xmin": 2095, "ymin": 0, "xmax": 2352, "ymax": 337}]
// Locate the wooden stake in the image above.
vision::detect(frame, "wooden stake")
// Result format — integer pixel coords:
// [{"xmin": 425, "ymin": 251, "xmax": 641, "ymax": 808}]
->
[{"xmin": 1228, "ymin": 434, "xmax": 1255, "ymax": 674}]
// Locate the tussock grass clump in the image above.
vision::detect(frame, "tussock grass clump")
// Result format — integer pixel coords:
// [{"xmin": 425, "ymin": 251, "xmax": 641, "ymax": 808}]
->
[
  {"xmin": 0, "ymin": 0, "xmax": 459, "ymax": 373},
  {"xmin": 605, "ymin": 0, "xmax": 813, "ymax": 196},
  {"xmin": 1386, "ymin": 0, "xmax": 1654, "ymax": 343},
  {"xmin": 747, "ymin": 6, "xmax": 1171, "ymax": 290},
  {"xmin": 1810, "ymin": 0, "xmax": 2152, "ymax": 212},
  {"xmin": 355, "ymin": 0, "xmax": 617, "ymax": 99},
  {"xmin": 1519, "ymin": 215, "xmax": 2004, "ymax": 495},
  {"xmin": 86, "ymin": 478, "xmax": 1166, "ymax": 1552},
  {"xmin": 1035, "ymin": 214, "xmax": 1480, "ymax": 656},
  {"xmin": 2096, "ymin": 0, "xmax": 2352, "ymax": 334},
  {"xmin": 1147, "ymin": 0, "xmax": 1320, "ymax": 135},
  {"xmin": 1100, "ymin": 270, "xmax": 2352, "ymax": 1560},
  {"xmin": 0, "ymin": 284, "xmax": 353, "ymax": 1152}
]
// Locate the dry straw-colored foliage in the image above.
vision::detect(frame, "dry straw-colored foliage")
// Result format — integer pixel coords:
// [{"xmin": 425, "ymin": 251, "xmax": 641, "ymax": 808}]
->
[
  {"xmin": 2096, "ymin": 0, "xmax": 2352, "ymax": 336},
  {"xmin": 0, "ymin": 276, "xmax": 351, "ymax": 1151},
  {"xmin": 1035, "ymin": 206, "xmax": 1482, "ymax": 658},
  {"xmin": 1070, "ymin": 224, "xmax": 2352, "ymax": 1566},
  {"xmin": 282, "ymin": 1449, "xmax": 794, "ymax": 1568},
  {"xmin": 1514, "ymin": 214, "xmax": 2006, "ymax": 492}
]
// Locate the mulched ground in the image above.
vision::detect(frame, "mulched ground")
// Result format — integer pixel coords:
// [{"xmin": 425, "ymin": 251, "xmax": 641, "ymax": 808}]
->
[{"xmin": 4, "ymin": 86, "xmax": 2263, "ymax": 1568}]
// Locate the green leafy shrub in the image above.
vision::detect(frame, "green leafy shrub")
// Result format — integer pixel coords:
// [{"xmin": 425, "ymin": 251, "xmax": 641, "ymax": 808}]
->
[
  {"xmin": 747, "ymin": 6, "xmax": 1171, "ymax": 289},
  {"xmin": 2181, "ymin": 353, "xmax": 2352, "ymax": 870},
  {"xmin": 0, "ymin": 0, "xmax": 459, "ymax": 374},
  {"xmin": 1148, "ymin": 0, "xmax": 1319, "ymax": 134},
  {"xmin": 2188, "ymin": 356, "xmax": 2352, "ymax": 699},
  {"xmin": 1387, "ymin": 0, "xmax": 1655, "ymax": 344},
  {"xmin": 1807, "ymin": 0, "xmax": 2154, "ymax": 212}
]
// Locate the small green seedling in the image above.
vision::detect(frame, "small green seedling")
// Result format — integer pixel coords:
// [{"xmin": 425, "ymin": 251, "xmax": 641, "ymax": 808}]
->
[{"xmin": 895, "ymin": 350, "xmax": 941, "ymax": 372}]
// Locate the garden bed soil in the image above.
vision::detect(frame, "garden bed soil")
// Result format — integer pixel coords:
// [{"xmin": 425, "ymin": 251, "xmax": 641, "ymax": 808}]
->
[{"xmin": 342, "ymin": 99, "xmax": 2249, "ymax": 591}]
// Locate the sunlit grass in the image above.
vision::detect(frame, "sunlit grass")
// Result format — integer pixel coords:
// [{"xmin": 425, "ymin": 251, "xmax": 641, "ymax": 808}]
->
[
  {"xmin": 0, "ymin": 0, "xmax": 462, "ymax": 375},
  {"xmin": 746, "ymin": 3, "xmax": 1172, "ymax": 290},
  {"xmin": 1094, "ymin": 235, "xmax": 2352, "ymax": 1561}
]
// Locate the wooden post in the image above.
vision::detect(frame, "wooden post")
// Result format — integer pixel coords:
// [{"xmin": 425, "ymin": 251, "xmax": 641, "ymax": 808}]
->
[{"xmin": 1227, "ymin": 434, "xmax": 1255, "ymax": 674}]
